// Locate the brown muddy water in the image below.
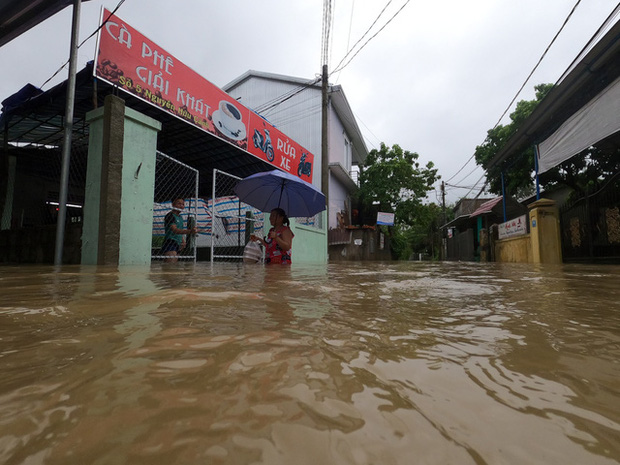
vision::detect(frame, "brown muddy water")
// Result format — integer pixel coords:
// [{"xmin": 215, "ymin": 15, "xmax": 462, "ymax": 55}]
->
[{"xmin": 0, "ymin": 261, "xmax": 619, "ymax": 465}]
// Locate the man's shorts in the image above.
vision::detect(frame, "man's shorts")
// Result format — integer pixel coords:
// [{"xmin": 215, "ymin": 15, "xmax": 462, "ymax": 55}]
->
[{"xmin": 161, "ymin": 239, "xmax": 180, "ymax": 253}]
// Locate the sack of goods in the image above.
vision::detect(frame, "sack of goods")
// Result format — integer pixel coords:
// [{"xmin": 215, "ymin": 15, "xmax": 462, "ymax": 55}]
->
[{"xmin": 243, "ymin": 241, "xmax": 263, "ymax": 263}]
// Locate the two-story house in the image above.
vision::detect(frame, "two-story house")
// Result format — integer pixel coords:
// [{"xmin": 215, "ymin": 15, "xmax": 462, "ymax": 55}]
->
[{"xmin": 222, "ymin": 71, "xmax": 368, "ymax": 230}]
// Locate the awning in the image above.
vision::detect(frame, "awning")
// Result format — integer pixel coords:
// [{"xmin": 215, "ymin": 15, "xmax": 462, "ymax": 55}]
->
[
  {"xmin": 537, "ymin": 76, "xmax": 620, "ymax": 173},
  {"xmin": 0, "ymin": 0, "xmax": 92, "ymax": 48},
  {"xmin": 470, "ymin": 197, "xmax": 503, "ymax": 217}
]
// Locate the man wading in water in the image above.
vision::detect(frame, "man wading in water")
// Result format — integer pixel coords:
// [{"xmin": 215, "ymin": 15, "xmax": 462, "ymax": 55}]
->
[{"xmin": 161, "ymin": 197, "xmax": 197, "ymax": 262}]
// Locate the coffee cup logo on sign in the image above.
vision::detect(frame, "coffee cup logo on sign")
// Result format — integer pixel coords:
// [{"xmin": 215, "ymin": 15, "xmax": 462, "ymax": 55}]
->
[{"xmin": 218, "ymin": 100, "xmax": 243, "ymax": 132}]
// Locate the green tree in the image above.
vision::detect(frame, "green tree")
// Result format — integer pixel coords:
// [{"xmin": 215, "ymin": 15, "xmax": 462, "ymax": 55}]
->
[
  {"xmin": 390, "ymin": 203, "xmax": 444, "ymax": 260},
  {"xmin": 474, "ymin": 83, "xmax": 553, "ymax": 196},
  {"xmin": 357, "ymin": 143, "xmax": 440, "ymax": 259}
]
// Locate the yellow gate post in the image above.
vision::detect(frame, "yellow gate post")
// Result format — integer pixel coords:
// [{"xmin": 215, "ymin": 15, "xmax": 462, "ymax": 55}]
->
[{"xmin": 528, "ymin": 198, "xmax": 562, "ymax": 264}]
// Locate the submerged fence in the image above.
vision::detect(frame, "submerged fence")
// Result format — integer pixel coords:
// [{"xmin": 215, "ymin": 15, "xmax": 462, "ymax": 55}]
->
[
  {"xmin": 209, "ymin": 169, "xmax": 264, "ymax": 262},
  {"xmin": 150, "ymin": 162, "xmax": 265, "ymax": 263},
  {"xmin": 151, "ymin": 151, "xmax": 199, "ymax": 261}
]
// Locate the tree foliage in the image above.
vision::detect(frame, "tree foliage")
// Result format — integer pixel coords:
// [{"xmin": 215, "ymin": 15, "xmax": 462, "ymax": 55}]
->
[
  {"xmin": 358, "ymin": 143, "xmax": 439, "ymax": 221},
  {"xmin": 356, "ymin": 143, "xmax": 441, "ymax": 259},
  {"xmin": 474, "ymin": 83, "xmax": 553, "ymax": 196},
  {"xmin": 389, "ymin": 202, "xmax": 444, "ymax": 260},
  {"xmin": 475, "ymin": 82, "xmax": 620, "ymax": 200}
]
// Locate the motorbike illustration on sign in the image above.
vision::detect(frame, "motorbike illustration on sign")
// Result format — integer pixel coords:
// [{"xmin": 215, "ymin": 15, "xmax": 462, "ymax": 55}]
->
[
  {"xmin": 297, "ymin": 152, "xmax": 312, "ymax": 178},
  {"xmin": 252, "ymin": 127, "xmax": 275, "ymax": 162}
]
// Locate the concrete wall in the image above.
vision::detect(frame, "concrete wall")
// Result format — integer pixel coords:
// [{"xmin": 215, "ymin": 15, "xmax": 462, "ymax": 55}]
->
[
  {"xmin": 495, "ymin": 234, "xmax": 532, "ymax": 263},
  {"xmin": 82, "ymin": 95, "xmax": 161, "ymax": 266},
  {"xmin": 491, "ymin": 198, "xmax": 562, "ymax": 264},
  {"xmin": 328, "ymin": 228, "xmax": 391, "ymax": 261},
  {"xmin": 118, "ymin": 109, "xmax": 159, "ymax": 265},
  {"xmin": 291, "ymin": 214, "xmax": 328, "ymax": 264}
]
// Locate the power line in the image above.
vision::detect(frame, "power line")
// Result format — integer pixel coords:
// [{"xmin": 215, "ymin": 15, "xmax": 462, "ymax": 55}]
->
[
  {"xmin": 463, "ymin": 174, "xmax": 488, "ymax": 199},
  {"xmin": 490, "ymin": 0, "xmax": 583, "ymax": 131},
  {"xmin": 556, "ymin": 3, "xmax": 620, "ymax": 84},
  {"xmin": 254, "ymin": 78, "xmax": 321, "ymax": 114},
  {"xmin": 444, "ymin": 0, "xmax": 583, "ymax": 185},
  {"xmin": 321, "ymin": 0, "xmax": 334, "ymax": 67},
  {"xmin": 331, "ymin": 0, "xmax": 394, "ymax": 75},
  {"xmin": 444, "ymin": 152, "xmax": 477, "ymax": 183},
  {"xmin": 445, "ymin": 182, "xmax": 481, "ymax": 190},
  {"xmin": 452, "ymin": 163, "xmax": 484, "ymax": 187},
  {"xmin": 331, "ymin": 0, "xmax": 411, "ymax": 76},
  {"xmin": 39, "ymin": 0, "xmax": 127, "ymax": 90}
]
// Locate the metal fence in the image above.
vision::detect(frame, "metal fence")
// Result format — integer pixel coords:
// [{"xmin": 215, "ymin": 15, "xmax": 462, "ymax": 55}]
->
[
  {"xmin": 560, "ymin": 174, "xmax": 620, "ymax": 262},
  {"xmin": 11, "ymin": 142, "xmax": 89, "ymax": 229},
  {"xmin": 151, "ymin": 151, "xmax": 199, "ymax": 261},
  {"xmin": 0, "ymin": 141, "xmax": 89, "ymax": 264},
  {"xmin": 209, "ymin": 169, "xmax": 264, "ymax": 262}
]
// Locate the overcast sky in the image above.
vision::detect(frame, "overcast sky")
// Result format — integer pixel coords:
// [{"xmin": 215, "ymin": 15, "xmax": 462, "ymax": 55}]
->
[{"xmin": 0, "ymin": 0, "xmax": 617, "ymax": 204}]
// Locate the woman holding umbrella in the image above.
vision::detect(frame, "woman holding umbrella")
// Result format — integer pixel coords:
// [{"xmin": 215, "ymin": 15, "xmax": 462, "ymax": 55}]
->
[{"xmin": 250, "ymin": 208, "xmax": 294, "ymax": 264}]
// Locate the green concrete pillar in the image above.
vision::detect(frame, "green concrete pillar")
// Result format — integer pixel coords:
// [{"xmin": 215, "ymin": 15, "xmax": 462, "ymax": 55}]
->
[
  {"xmin": 528, "ymin": 198, "xmax": 562, "ymax": 264},
  {"xmin": 82, "ymin": 95, "xmax": 161, "ymax": 265},
  {"xmin": 291, "ymin": 211, "xmax": 328, "ymax": 264}
]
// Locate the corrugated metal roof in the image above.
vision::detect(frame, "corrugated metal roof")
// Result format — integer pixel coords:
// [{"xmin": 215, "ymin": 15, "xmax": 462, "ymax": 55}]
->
[{"xmin": 470, "ymin": 197, "xmax": 503, "ymax": 217}]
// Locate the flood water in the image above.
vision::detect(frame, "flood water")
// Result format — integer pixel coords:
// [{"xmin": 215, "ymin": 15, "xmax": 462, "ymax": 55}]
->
[{"xmin": 1, "ymin": 261, "xmax": 619, "ymax": 464}]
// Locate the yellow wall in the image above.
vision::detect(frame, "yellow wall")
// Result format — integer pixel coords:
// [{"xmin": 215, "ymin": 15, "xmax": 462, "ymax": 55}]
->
[
  {"xmin": 495, "ymin": 234, "xmax": 532, "ymax": 263},
  {"xmin": 492, "ymin": 198, "xmax": 562, "ymax": 264}
]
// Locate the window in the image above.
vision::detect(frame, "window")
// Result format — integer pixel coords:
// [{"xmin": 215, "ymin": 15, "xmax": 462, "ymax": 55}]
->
[{"xmin": 344, "ymin": 137, "xmax": 352, "ymax": 171}]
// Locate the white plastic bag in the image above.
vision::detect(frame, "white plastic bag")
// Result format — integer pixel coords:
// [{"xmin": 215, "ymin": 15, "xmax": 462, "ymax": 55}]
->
[{"xmin": 243, "ymin": 240, "xmax": 263, "ymax": 263}]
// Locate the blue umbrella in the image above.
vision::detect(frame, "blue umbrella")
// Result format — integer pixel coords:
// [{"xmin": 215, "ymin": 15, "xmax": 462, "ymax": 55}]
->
[{"xmin": 234, "ymin": 170, "xmax": 326, "ymax": 217}]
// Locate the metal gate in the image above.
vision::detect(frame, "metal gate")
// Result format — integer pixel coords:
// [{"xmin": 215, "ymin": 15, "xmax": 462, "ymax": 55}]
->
[
  {"xmin": 209, "ymin": 169, "xmax": 264, "ymax": 262},
  {"xmin": 560, "ymin": 175, "xmax": 620, "ymax": 262},
  {"xmin": 151, "ymin": 151, "xmax": 199, "ymax": 261}
]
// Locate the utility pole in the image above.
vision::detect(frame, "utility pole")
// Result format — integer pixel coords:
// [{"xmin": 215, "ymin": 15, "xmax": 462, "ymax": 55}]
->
[
  {"xmin": 54, "ymin": 0, "xmax": 82, "ymax": 265},
  {"xmin": 441, "ymin": 181, "xmax": 446, "ymax": 225},
  {"xmin": 441, "ymin": 181, "xmax": 446, "ymax": 261},
  {"xmin": 321, "ymin": 64, "xmax": 329, "ymax": 209}
]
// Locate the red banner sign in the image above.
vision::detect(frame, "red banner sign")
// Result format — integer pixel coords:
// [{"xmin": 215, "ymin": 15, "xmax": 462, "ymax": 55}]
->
[{"xmin": 94, "ymin": 8, "xmax": 314, "ymax": 182}]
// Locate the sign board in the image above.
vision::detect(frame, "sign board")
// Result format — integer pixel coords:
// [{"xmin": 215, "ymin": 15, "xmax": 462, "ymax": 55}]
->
[
  {"xmin": 94, "ymin": 9, "xmax": 314, "ymax": 182},
  {"xmin": 498, "ymin": 214, "xmax": 528, "ymax": 239},
  {"xmin": 377, "ymin": 212, "xmax": 395, "ymax": 226}
]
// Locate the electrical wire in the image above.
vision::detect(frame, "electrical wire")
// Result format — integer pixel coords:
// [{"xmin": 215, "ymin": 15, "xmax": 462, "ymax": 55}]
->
[
  {"xmin": 39, "ymin": 0, "xmax": 127, "ymax": 90},
  {"xmin": 254, "ymin": 78, "xmax": 321, "ymax": 114},
  {"xmin": 321, "ymin": 0, "xmax": 334, "ymax": 67},
  {"xmin": 445, "ymin": 182, "xmax": 481, "ymax": 190},
  {"xmin": 444, "ymin": 0, "xmax": 584, "ymax": 185},
  {"xmin": 463, "ymin": 174, "xmax": 488, "ymax": 199},
  {"xmin": 556, "ymin": 3, "xmax": 620, "ymax": 84},
  {"xmin": 489, "ymin": 0, "xmax": 583, "ymax": 131},
  {"xmin": 330, "ymin": 0, "xmax": 411, "ymax": 76},
  {"xmin": 331, "ymin": 0, "xmax": 393, "ymax": 75},
  {"xmin": 354, "ymin": 114, "xmax": 381, "ymax": 149},
  {"xmin": 452, "ymin": 163, "xmax": 485, "ymax": 188}
]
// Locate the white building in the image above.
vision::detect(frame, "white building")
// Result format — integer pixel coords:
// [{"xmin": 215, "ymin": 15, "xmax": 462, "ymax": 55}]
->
[{"xmin": 223, "ymin": 71, "xmax": 368, "ymax": 229}]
